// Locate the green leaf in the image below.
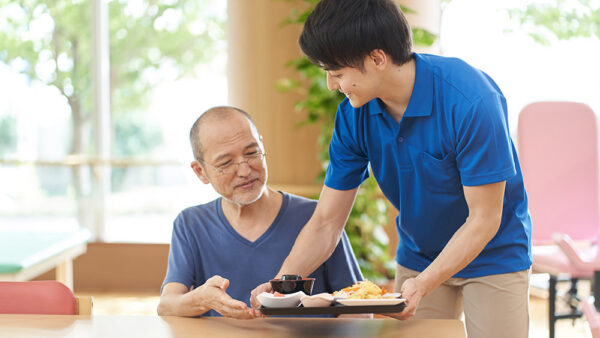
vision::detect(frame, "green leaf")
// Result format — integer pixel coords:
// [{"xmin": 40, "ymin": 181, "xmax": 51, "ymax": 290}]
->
[
  {"xmin": 509, "ymin": 0, "xmax": 600, "ymax": 42},
  {"xmin": 412, "ymin": 28, "xmax": 436, "ymax": 47}
]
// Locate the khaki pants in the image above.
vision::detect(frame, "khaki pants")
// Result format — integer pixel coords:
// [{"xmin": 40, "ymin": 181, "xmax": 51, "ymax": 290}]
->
[{"xmin": 394, "ymin": 265, "xmax": 530, "ymax": 338}]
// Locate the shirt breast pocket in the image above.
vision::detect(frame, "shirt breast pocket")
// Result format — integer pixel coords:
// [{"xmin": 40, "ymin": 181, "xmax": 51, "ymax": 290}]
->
[{"xmin": 417, "ymin": 150, "xmax": 462, "ymax": 194}]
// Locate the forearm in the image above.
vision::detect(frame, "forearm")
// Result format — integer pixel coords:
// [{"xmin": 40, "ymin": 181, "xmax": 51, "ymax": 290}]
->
[
  {"xmin": 416, "ymin": 213, "xmax": 501, "ymax": 296},
  {"xmin": 276, "ymin": 216, "xmax": 344, "ymax": 278},
  {"xmin": 158, "ymin": 292, "xmax": 210, "ymax": 317},
  {"xmin": 276, "ymin": 185, "xmax": 358, "ymax": 278}
]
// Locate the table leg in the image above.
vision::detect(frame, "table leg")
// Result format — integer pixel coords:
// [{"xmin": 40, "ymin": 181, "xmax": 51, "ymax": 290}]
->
[
  {"xmin": 56, "ymin": 259, "xmax": 74, "ymax": 290},
  {"xmin": 594, "ymin": 271, "xmax": 600, "ymax": 311},
  {"xmin": 549, "ymin": 275, "xmax": 557, "ymax": 338}
]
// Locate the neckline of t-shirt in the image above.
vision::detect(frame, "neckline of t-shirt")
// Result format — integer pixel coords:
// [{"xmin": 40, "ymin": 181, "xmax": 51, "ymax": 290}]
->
[{"xmin": 215, "ymin": 191, "xmax": 289, "ymax": 247}]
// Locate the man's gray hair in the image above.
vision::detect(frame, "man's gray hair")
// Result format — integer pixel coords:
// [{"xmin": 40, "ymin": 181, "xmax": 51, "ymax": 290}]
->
[{"xmin": 189, "ymin": 106, "xmax": 257, "ymax": 161}]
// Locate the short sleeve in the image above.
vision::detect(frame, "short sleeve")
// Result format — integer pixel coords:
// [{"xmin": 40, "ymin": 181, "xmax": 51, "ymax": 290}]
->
[
  {"xmin": 324, "ymin": 103, "xmax": 370, "ymax": 190},
  {"xmin": 456, "ymin": 93, "xmax": 516, "ymax": 186},
  {"xmin": 161, "ymin": 214, "xmax": 198, "ymax": 292},
  {"xmin": 322, "ymin": 231, "xmax": 364, "ymax": 292}
]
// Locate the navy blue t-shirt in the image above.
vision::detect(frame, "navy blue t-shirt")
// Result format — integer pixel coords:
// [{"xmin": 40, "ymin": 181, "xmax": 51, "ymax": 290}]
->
[
  {"xmin": 325, "ymin": 53, "xmax": 532, "ymax": 278},
  {"xmin": 162, "ymin": 192, "xmax": 363, "ymax": 317}
]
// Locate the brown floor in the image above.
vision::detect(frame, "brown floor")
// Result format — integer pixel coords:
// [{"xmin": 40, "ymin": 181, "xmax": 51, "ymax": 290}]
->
[
  {"xmin": 75, "ymin": 291, "xmax": 591, "ymax": 337},
  {"xmin": 76, "ymin": 291, "xmax": 161, "ymax": 316},
  {"xmin": 529, "ymin": 295, "xmax": 589, "ymax": 337}
]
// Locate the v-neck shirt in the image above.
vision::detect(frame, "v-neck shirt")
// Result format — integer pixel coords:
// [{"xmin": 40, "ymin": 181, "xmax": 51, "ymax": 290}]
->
[
  {"xmin": 162, "ymin": 192, "xmax": 363, "ymax": 317},
  {"xmin": 216, "ymin": 193, "xmax": 286, "ymax": 247}
]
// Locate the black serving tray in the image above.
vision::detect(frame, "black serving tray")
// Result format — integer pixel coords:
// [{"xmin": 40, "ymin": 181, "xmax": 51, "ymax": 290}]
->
[{"xmin": 259, "ymin": 301, "xmax": 406, "ymax": 316}]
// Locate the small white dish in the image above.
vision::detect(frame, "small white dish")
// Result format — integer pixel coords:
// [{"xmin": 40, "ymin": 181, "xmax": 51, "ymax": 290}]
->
[
  {"xmin": 300, "ymin": 293, "xmax": 334, "ymax": 307},
  {"xmin": 335, "ymin": 298, "xmax": 405, "ymax": 306},
  {"xmin": 257, "ymin": 291, "xmax": 305, "ymax": 308}
]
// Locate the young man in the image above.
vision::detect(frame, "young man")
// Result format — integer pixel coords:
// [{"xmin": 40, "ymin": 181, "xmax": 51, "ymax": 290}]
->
[
  {"xmin": 157, "ymin": 106, "xmax": 362, "ymax": 319},
  {"xmin": 251, "ymin": 1, "xmax": 532, "ymax": 337}
]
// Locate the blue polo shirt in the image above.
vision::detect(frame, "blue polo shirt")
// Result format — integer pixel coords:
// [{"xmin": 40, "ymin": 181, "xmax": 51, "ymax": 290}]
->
[{"xmin": 324, "ymin": 53, "xmax": 532, "ymax": 278}]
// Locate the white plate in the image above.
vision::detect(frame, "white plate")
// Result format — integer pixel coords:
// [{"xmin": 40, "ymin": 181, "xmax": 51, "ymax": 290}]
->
[
  {"xmin": 335, "ymin": 298, "xmax": 405, "ymax": 306},
  {"xmin": 257, "ymin": 291, "xmax": 305, "ymax": 308},
  {"xmin": 300, "ymin": 293, "xmax": 334, "ymax": 307}
]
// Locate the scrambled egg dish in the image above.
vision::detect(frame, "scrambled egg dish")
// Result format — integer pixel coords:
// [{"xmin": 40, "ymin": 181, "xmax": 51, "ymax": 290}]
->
[{"xmin": 333, "ymin": 280, "xmax": 391, "ymax": 299}]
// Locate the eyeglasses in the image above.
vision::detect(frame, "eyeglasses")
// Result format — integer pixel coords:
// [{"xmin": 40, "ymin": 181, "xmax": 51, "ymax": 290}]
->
[{"xmin": 200, "ymin": 152, "xmax": 266, "ymax": 175}]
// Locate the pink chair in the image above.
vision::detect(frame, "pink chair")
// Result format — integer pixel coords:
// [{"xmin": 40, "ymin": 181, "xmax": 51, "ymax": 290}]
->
[
  {"xmin": 517, "ymin": 101, "xmax": 600, "ymax": 338},
  {"xmin": 0, "ymin": 280, "xmax": 92, "ymax": 315},
  {"xmin": 581, "ymin": 297, "xmax": 600, "ymax": 338},
  {"xmin": 553, "ymin": 233, "xmax": 600, "ymax": 338}
]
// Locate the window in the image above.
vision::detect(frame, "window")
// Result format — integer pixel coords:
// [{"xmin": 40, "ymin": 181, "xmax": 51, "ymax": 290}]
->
[
  {"xmin": 440, "ymin": 0, "xmax": 600, "ymax": 133},
  {"xmin": 0, "ymin": 0, "xmax": 227, "ymax": 243}
]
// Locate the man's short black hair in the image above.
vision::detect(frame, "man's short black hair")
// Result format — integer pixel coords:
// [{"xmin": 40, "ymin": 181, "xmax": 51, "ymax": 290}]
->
[{"xmin": 299, "ymin": 0, "xmax": 413, "ymax": 70}]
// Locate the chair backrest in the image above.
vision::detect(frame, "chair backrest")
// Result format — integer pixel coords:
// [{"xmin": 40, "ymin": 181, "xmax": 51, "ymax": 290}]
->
[
  {"xmin": 0, "ymin": 281, "xmax": 78, "ymax": 315},
  {"xmin": 517, "ymin": 101, "xmax": 600, "ymax": 244}
]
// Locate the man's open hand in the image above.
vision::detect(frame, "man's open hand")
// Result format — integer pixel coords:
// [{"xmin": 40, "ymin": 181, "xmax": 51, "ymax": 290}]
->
[{"xmin": 200, "ymin": 276, "xmax": 261, "ymax": 319}]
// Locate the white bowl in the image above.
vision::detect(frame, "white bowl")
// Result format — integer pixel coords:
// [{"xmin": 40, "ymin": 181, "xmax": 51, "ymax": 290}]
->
[
  {"xmin": 300, "ymin": 293, "xmax": 334, "ymax": 307},
  {"xmin": 257, "ymin": 291, "xmax": 305, "ymax": 308}
]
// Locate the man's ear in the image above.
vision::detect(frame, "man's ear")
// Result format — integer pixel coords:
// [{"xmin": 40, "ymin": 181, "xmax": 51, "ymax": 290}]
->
[
  {"xmin": 369, "ymin": 49, "xmax": 387, "ymax": 68},
  {"xmin": 191, "ymin": 160, "xmax": 210, "ymax": 184}
]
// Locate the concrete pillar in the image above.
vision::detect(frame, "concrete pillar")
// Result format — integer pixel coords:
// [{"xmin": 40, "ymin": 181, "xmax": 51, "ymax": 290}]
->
[{"xmin": 227, "ymin": 0, "xmax": 321, "ymax": 194}]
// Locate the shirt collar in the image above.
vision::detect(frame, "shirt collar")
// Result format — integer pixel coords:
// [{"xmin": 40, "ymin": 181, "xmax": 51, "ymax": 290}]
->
[{"xmin": 368, "ymin": 53, "xmax": 433, "ymax": 117}]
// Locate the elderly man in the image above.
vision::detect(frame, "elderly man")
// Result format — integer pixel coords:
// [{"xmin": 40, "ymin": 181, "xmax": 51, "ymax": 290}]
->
[{"xmin": 157, "ymin": 106, "xmax": 363, "ymax": 318}]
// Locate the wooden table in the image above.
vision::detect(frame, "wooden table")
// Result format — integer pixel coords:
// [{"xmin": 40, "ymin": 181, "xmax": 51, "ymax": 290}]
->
[{"xmin": 0, "ymin": 315, "xmax": 466, "ymax": 338}]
